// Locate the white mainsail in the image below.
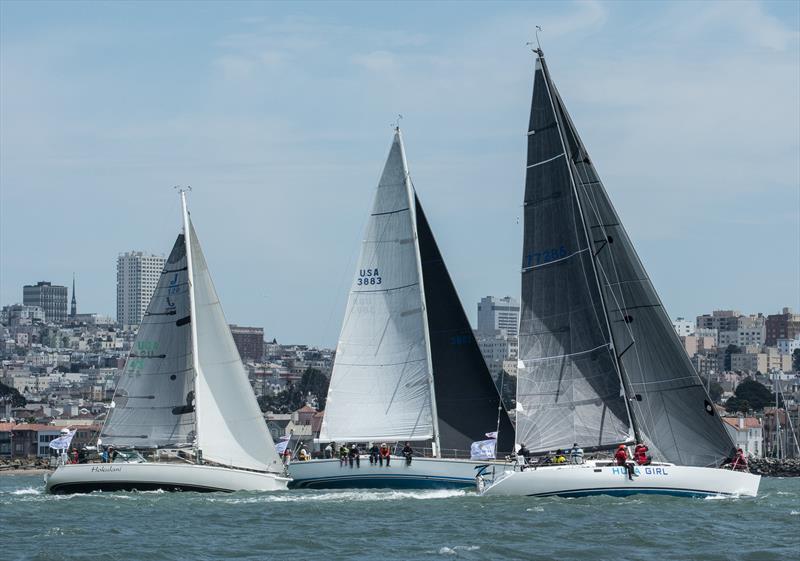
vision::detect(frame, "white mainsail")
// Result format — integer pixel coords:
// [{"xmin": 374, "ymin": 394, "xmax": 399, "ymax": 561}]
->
[
  {"xmin": 319, "ymin": 130, "xmax": 435, "ymax": 443},
  {"xmin": 187, "ymin": 220, "xmax": 283, "ymax": 473}
]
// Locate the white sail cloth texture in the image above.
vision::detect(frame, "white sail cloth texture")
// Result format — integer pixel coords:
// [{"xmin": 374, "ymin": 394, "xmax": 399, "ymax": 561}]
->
[
  {"xmin": 188, "ymin": 221, "xmax": 283, "ymax": 473},
  {"xmin": 101, "ymin": 235, "xmax": 196, "ymax": 449},
  {"xmin": 515, "ymin": 58, "xmax": 632, "ymax": 454},
  {"xmin": 320, "ymin": 132, "xmax": 434, "ymax": 443}
]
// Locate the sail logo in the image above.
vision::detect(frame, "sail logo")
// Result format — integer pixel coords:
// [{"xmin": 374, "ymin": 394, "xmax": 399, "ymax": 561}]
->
[
  {"xmin": 525, "ymin": 246, "xmax": 568, "ymax": 267},
  {"xmin": 167, "ymin": 273, "xmax": 180, "ymax": 295},
  {"xmin": 357, "ymin": 268, "xmax": 382, "ymax": 286}
]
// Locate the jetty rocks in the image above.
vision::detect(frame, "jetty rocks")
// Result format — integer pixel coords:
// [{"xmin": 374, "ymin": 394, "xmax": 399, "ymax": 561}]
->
[{"xmin": 748, "ymin": 458, "xmax": 800, "ymax": 477}]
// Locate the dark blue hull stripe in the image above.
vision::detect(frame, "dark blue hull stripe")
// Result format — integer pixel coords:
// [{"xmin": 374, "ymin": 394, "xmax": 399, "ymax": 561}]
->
[
  {"xmin": 525, "ymin": 486, "xmax": 725, "ymax": 498},
  {"xmin": 48, "ymin": 481, "xmax": 234, "ymax": 495}
]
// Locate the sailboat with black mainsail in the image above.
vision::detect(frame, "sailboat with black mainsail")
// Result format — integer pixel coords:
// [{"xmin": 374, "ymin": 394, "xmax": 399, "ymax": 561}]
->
[
  {"xmin": 478, "ymin": 49, "xmax": 760, "ymax": 498},
  {"xmin": 45, "ymin": 191, "xmax": 289, "ymax": 493},
  {"xmin": 289, "ymin": 129, "xmax": 514, "ymax": 488}
]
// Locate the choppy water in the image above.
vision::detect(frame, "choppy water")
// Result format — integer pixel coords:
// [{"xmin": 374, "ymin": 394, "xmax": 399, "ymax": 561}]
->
[{"xmin": 1, "ymin": 474, "xmax": 797, "ymax": 561}]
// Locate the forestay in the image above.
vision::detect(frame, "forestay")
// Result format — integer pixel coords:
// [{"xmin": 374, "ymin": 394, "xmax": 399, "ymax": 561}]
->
[
  {"xmin": 102, "ymin": 235, "xmax": 196, "ymax": 449},
  {"xmin": 320, "ymin": 132, "xmax": 434, "ymax": 443},
  {"xmin": 189, "ymin": 221, "xmax": 283, "ymax": 473},
  {"xmin": 515, "ymin": 57, "xmax": 632, "ymax": 454},
  {"xmin": 548, "ymin": 76, "xmax": 736, "ymax": 467}
]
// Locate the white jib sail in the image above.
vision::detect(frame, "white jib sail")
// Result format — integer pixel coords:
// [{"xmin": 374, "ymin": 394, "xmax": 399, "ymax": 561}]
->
[
  {"xmin": 187, "ymin": 220, "xmax": 283, "ymax": 473},
  {"xmin": 320, "ymin": 131, "xmax": 434, "ymax": 442}
]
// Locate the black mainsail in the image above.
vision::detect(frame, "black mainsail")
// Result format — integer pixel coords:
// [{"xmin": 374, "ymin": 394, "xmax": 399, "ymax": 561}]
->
[{"xmin": 517, "ymin": 50, "xmax": 736, "ymax": 467}]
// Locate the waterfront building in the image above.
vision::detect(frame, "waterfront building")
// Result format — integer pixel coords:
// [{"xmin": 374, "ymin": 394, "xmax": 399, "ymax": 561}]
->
[
  {"xmin": 230, "ymin": 325, "xmax": 265, "ymax": 362},
  {"xmin": 722, "ymin": 416, "xmax": 762, "ymax": 457},
  {"xmin": 116, "ymin": 251, "xmax": 166, "ymax": 327},
  {"xmin": 23, "ymin": 281, "xmax": 68, "ymax": 324},
  {"xmin": 477, "ymin": 296, "xmax": 520, "ymax": 337},
  {"xmin": 672, "ymin": 317, "xmax": 694, "ymax": 337},
  {"xmin": 766, "ymin": 308, "xmax": 800, "ymax": 346}
]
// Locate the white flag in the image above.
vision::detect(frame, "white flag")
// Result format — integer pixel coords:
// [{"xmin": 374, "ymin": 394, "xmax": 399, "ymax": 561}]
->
[
  {"xmin": 49, "ymin": 430, "xmax": 76, "ymax": 451},
  {"xmin": 515, "ymin": 401, "xmax": 525, "ymax": 413},
  {"xmin": 274, "ymin": 435, "xmax": 290, "ymax": 455},
  {"xmin": 485, "ymin": 431, "xmax": 498, "ymax": 439},
  {"xmin": 470, "ymin": 438, "xmax": 496, "ymax": 460}
]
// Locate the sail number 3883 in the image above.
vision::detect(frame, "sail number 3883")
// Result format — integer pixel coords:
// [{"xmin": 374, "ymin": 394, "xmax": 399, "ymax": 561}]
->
[{"xmin": 357, "ymin": 268, "xmax": 382, "ymax": 286}]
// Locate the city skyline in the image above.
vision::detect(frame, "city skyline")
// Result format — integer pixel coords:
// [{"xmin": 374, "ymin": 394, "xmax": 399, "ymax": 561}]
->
[{"xmin": 1, "ymin": 1, "xmax": 798, "ymax": 347}]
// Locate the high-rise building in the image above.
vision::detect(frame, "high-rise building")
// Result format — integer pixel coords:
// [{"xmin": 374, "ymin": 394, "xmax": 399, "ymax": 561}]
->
[
  {"xmin": 477, "ymin": 296, "xmax": 520, "ymax": 337},
  {"xmin": 230, "ymin": 325, "xmax": 265, "ymax": 362},
  {"xmin": 22, "ymin": 281, "xmax": 68, "ymax": 324},
  {"xmin": 765, "ymin": 308, "xmax": 800, "ymax": 347},
  {"xmin": 116, "ymin": 251, "xmax": 166, "ymax": 327}
]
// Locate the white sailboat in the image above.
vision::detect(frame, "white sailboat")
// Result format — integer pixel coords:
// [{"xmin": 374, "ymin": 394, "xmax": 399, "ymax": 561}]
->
[
  {"xmin": 289, "ymin": 129, "xmax": 514, "ymax": 489},
  {"xmin": 478, "ymin": 49, "xmax": 760, "ymax": 498},
  {"xmin": 45, "ymin": 191, "xmax": 289, "ymax": 494}
]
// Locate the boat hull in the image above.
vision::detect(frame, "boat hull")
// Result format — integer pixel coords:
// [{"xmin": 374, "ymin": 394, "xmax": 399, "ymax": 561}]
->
[
  {"xmin": 44, "ymin": 463, "xmax": 290, "ymax": 494},
  {"xmin": 288, "ymin": 456, "xmax": 495, "ymax": 489},
  {"xmin": 478, "ymin": 463, "xmax": 761, "ymax": 498}
]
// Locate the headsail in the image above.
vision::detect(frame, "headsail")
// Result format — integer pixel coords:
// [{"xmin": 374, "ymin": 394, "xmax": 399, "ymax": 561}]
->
[
  {"xmin": 515, "ymin": 56, "xmax": 633, "ymax": 454},
  {"xmin": 188, "ymin": 220, "xmax": 283, "ymax": 473},
  {"xmin": 102, "ymin": 235, "xmax": 196, "ymax": 448},
  {"xmin": 415, "ymin": 195, "xmax": 515, "ymax": 456},
  {"xmin": 319, "ymin": 131, "xmax": 435, "ymax": 443},
  {"xmin": 548, "ymin": 76, "xmax": 736, "ymax": 467}
]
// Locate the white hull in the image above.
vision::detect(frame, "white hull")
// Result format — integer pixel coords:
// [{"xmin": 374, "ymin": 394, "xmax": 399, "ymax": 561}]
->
[
  {"xmin": 289, "ymin": 456, "xmax": 497, "ymax": 489},
  {"xmin": 44, "ymin": 463, "xmax": 290, "ymax": 494},
  {"xmin": 477, "ymin": 462, "xmax": 760, "ymax": 498}
]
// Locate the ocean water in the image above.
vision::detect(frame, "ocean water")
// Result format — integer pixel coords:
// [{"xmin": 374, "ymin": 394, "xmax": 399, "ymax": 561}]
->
[{"xmin": 1, "ymin": 474, "xmax": 797, "ymax": 561}]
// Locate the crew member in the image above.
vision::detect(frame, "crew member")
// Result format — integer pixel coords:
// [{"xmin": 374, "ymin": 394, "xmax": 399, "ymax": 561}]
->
[
  {"xmin": 402, "ymin": 442, "xmax": 414, "ymax": 466},
  {"xmin": 379, "ymin": 443, "xmax": 391, "ymax": 467},
  {"xmin": 348, "ymin": 443, "xmax": 360, "ymax": 468},
  {"xmin": 339, "ymin": 444, "xmax": 349, "ymax": 467},
  {"xmin": 369, "ymin": 443, "xmax": 380, "ymax": 465},
  {"xmin": 634, "ymin": 443, "xmax": 651, "ymax": 466},
  {"xmin": 732, "ymin": 448, "xmax": 748, "ymax": 472},
  {"xmin": 298, "ymin": 445, "xmax": 310, "ymax": 462},
  {"xmin": 615, "ymin": 444, "xmax": 636, "ymax": 480},
  {"xmin": 569, "ymin": 443, "xmax": 584, "ymax": 464},
  {"xmin": 553, "ymin": 449, "xmax": 566, "ymax": 464}
]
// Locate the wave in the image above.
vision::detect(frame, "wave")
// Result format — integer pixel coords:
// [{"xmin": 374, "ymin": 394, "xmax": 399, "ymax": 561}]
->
[
  {"xmin": 206, "ymin": 488, "xmax": 467, "ymax": 505},
  {"xmin": 10, "ymin": 487, "xmax": 42, "ymax": 495}
]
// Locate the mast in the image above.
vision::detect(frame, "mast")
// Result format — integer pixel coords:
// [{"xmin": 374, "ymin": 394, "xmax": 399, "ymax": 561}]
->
[
  {"xmin": 180, "ymin": 188, "xmax": 202, "ymax": 460},
  {"xmin": 534, "ymin": 49, "xmax": 642, "ymax": 445},
  {"xmin": 399, "ymin": 127, "xmax": 442, "ymax": 458}
]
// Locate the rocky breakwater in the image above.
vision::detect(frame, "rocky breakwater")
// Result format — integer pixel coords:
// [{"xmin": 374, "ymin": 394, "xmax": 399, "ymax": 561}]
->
[
  {"xmin": 748, "ymin": 458, "xmax": 800, "ymax": 477},
  {"xmin": 0, "ymin": 458, "xmax": 51, "ymax": 471}
]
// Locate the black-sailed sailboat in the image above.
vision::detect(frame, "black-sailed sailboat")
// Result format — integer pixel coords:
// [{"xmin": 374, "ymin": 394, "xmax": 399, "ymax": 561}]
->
[{"xmin": 478, "ymin": 49, "xmax": 760, "ymax": 498}]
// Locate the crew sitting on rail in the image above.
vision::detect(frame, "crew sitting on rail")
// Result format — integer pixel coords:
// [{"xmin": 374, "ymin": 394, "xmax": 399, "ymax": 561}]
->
[
  {"xmin": 369, "ymin": 443, "xmax": 380, "ymax": 465},
  {"xmin": 553, "ymin": 450, "xmax": 567, "ymax": 463},
  {"xmin": 402, "ymin": 442, "xmax": 414, "ymax": 466},
  {"xmin": 615, "ymin": 444, "xmax": 637, "ymax": 480},
  {"xmin": 339, "ymin": 444, "xmax": 349, "ymax": 466},
  {"xmin": 379, "ymin": 443, "xmax": 391, "ymax": 466},
  {"xmin": 348, "ymin": 443, "xmax": 360, "ymax": 468},
  {"xmin": 298, "ymin": 445, "xmax": 310, "ymax": 462}
]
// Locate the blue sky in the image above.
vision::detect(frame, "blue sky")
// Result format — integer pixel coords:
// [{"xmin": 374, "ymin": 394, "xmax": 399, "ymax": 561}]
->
[{"xmin": 1, "ymin": 0, "xmax": 798, "ymax": 346}]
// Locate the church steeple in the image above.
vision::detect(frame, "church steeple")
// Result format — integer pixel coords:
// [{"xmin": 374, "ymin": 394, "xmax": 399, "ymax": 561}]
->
[{"xmin": 70, "ymin": 274, "xmax": 77, "ymax": 317}]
